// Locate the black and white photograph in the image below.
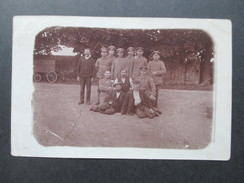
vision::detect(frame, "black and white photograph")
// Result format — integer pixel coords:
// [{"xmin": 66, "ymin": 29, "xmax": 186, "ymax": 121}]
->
[{"xmin": 11, "ymin": 16, "xmax": 232, "ymax": 160}]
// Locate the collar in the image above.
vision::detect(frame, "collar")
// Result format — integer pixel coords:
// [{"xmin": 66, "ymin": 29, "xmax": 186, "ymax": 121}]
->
[{"xmin": 84, "ymin": 55, "xmax": 91, "ymax": 59}]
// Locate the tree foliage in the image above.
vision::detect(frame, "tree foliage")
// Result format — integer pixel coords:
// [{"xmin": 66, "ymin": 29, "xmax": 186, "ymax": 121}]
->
[{"xmin": 34, "ymin": 27, "xmax": 213, "ymax": 63}]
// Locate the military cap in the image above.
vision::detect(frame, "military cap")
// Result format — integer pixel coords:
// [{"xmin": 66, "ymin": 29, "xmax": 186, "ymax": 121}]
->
[
  {"xmin": 139, "ymin": 66, "xmax": 148, "ymax": 71},
  {"xmin": 135, "ymin": 47, "xmax": 144, "ymax": 51},
  {"xmin": 152, "ymin": 51, "xmax": 161, "ymax": 55},
  {"xmin": 101, "ymin": 47, "xmax": 108, "ymax": 52},
  {"xmin": 108, "ymin": 46, "xmax": 116, "ymax": 51},
  {"xmin": 116, "ymin": 48, "xmax": 124, "ymax": 53},
  {"xmin": 132, "ymin": 79, "xmax": 141, "ymax": 84},
  {"xmin": 127, "ymin": 47, "xmax": 135, "ymax": 52}
]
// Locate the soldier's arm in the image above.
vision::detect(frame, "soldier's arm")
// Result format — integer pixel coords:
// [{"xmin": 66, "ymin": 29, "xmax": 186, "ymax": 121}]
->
[
  {"xmin": 77, "ymin": 58, "xmax": 81, "ymax": 77},
  {"xmin": 111, "ymin": 61, "xmax": 115, "ymax": 78},
  {"xmin": 144, "ymin": 58, "xmax": 148, "ymax": 66},
  {"xmin": 95, "ymin": 59, "xmax": 99, "ymax": 69},
  {"xmin": 161, "ymin": 61, "xmax": 166, "ymax": 74}
]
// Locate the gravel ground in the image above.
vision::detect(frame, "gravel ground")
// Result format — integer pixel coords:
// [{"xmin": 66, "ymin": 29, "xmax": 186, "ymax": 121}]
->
[{"xmin": 33, "ymin": 83, "xmax": 213, "ymax": 149}]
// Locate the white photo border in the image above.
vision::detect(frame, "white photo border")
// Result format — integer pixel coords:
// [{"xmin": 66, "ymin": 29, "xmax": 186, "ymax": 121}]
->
[{"xmin": 11, "ymin": 16, "xmax": 232, "ymax": 160}]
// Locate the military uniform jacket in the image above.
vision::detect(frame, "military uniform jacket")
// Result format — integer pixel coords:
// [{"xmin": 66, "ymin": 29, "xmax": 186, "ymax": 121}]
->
[
  {"xmin": 99, "ymin": 78, "xmax": 114, "ymax": 95},
  {"xmin": 138, "ymin": 75, "xmax": 156, "ymax": 97},
  {"xmin": 111, "ymin": 58, "xmax": 127, "ymax": 79},
  {"xmin": 148, "ymin": 60, "xmax": 166, "ymax": 85},
  {"xmin": 95, "ymin": 57, "xmax": 112, "ymax": 79},
  {"xmin": 125, "ymin": 55, "xmax": 134, "ymax": 77},
  {"xmin": 131, "ymin": 56, "xmax": 148, "ymax": 79}
]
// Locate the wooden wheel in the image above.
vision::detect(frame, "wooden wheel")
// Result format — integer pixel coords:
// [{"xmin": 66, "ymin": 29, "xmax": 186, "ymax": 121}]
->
[
  {"xmin": 46, "ymin": 72, "xmax": 57, "ymax": 83},
  {"xmin": 33, "ymin": 74, "xmax": 42, "ymax": 82}
]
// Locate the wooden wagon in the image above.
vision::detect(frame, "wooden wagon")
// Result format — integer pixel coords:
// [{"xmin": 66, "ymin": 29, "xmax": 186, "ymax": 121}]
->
[{"xmin": 33, "ymin": 59, "xmax": 58, "ymax": 83}]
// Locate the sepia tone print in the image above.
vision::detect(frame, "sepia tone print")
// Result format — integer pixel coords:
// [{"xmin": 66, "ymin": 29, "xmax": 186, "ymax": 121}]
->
[{"xmin": 33, "ymin": 27, "xmax": 214, "ymax": 149}]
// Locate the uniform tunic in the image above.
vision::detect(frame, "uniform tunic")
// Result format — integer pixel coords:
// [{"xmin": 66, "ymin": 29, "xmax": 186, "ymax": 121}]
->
[
  {"xmin": 95, "ymin": 57, "xmax": 112, "ymax": 79},
  {"xmin": 125, "ymin": 55, "xmax": 134, "ymax": 77},
  {"xmin": 131, "ymin": 56, "xmax": 148, "ymax": 80},
  {"xmin": 137, "ymin": 75, "xmax": 156, "ymax": 97},
  {"xmin": 99, "ymin": 77, "xmax": 114, "ymax": 104},
  {"xmin": 148, "ymin": 60, "xmax": 166, "ymax": 85},
  {"xmin": 111, "ymin": 58, "xmax": 127, "ymax": 79},
  {"xmin": 106, "ymin": 55, "xmax": 116, "ymax": 65}
]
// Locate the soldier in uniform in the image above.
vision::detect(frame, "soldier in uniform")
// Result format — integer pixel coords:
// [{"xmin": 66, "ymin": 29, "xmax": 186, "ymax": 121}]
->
[
  {"xmin": 77, "ymin": 48, "xmax": 96, "ymax": 105},
  {"xmin": 95, "ymin": 47, "xmax": 112, "ymax": 105},
  {"xmin": 107, "ymin": 45, "xmax": 116, "ymax": 65},
  {"xmin": 148, "ymin": 51, "xmax": 166, "ymax": 106},
  {"xmin": 137, "ymin": 66, "xmax": 156, "ymax": 102},
  {"xmin": 111, "ymin": 48, "xmax": 127, "ymax": 79},
  {"xmin": 98, "ymin": 70, "xmax": 114, "ymax": 105},
  {"xmin": 125, "ymin": 47, "xmax": 135, "ymax": 77},
  {"xmin": 131, "ymin": 47, "xmax": 148, "ymax": 80}
]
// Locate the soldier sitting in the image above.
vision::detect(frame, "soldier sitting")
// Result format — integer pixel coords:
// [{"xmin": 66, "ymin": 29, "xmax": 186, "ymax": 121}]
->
[
  {"xmin": 90, "ymin": 82, "xmax": 126, "ymax": 115},
  {"xmin": 121, "ymin": 80, "xmax": 159, "ymax": 118}
]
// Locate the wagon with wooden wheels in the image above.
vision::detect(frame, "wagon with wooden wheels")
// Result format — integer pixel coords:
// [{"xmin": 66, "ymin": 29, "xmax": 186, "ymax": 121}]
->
[{"xmin": 33, "ymin": 59, "xmax": 58, "ymax": 83}]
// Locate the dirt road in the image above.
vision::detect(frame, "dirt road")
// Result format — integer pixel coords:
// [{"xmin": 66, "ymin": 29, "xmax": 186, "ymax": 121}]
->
[{"xmin": 33, "ymin": 83, "xmax": 213, "ymax": 149}]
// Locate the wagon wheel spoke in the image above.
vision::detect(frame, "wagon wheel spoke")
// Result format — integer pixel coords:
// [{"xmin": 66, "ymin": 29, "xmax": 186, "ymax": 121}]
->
[
  {"xmin": 46, "ymin": 72, "xmax": 57, "ymax": 83},
  {"xmin": 33, "ymin": 74, "xmax": 42, "ymax": 82}
]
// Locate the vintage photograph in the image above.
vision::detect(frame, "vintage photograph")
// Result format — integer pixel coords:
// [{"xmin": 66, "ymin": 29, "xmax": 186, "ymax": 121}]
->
[
  {"xmin": 33, "ymin": 27, "xmax": 213, "ymax": 149},
  {"xmin": 11, "ymin": 17, "xmax": 231, "ymax": 160}
]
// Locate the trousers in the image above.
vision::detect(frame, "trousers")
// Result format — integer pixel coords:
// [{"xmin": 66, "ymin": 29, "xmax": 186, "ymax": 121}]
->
[{"xmin": 79, "ymin": 77, "xmax": 92, "ymax": 103}]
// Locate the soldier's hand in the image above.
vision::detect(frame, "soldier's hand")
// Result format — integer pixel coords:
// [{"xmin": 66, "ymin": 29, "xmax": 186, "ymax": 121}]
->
[
  {"xmin": 91, "ymin": 78, "xmax": 94, "ymax": 82},
  {"xmin": 77, "ymin": 76, "xmax": 80, "ymax": 81},
  {"xmin": 149, "ymin": 108, "xmax": 154, "ymax": 113}
]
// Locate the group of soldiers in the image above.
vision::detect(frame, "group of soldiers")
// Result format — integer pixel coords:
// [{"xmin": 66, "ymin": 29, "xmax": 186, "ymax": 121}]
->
[{"xmin": 76, "ymin": 46, "xmax": 166, "ymax": 119}]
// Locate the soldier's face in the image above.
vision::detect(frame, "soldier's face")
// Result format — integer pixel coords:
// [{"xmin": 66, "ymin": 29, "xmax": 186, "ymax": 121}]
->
[
  {"xmin": 117, "ymin": 52, "xmax": 124, "ymax": 57},
  {"xmin": 109, "ymin": 50, "xmax": 115, "ymax": 55},
  {"xmin": 140, "ymin": 70, "xmax": 147, "ymax": 76},
  {"xmin": 101, "ymin": 51, "xmax": 108, "ymax": 57},
  {"xmin": 128, "ymin": 50, "xmax": 134, "ymax": 56},
  {"xmin": 153, "ymin": 53, "xmax": 160, "ymax": 60},
  {"xmin": 104, "ymin": 71, "xmax": 111, "ymax": 78},
  {"xmin": 136, "ymin": 50, "xmax": 143, "ymax": 56}
]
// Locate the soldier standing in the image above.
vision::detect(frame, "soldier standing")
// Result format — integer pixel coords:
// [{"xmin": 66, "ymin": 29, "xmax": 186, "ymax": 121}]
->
[
  {"xmin": 111, "ymin": 48, "xmax": 127, "ymax": 79},
  {"xmin": 107, "ymin": 45, "xmax": 116, "ymax": 65},
  {"xmin": 125, "ymin": 47, "xmax": 135, "ymax": 77},
  {"xmin": 148, "ymin": 51, "xmax": 166, "ymax": 106},
  {"xmin": 95, "ymin": 47, "xmax": 112, "ymax": 105},
  {"xmin": 131, "ymin": 47, "xmax": 148, "ymax": 80}
]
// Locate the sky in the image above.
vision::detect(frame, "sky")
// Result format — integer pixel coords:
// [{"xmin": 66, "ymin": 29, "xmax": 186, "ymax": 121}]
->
[{"xmin": 51, "ymin": 45, "xmax": 78, "ymax": 56}]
